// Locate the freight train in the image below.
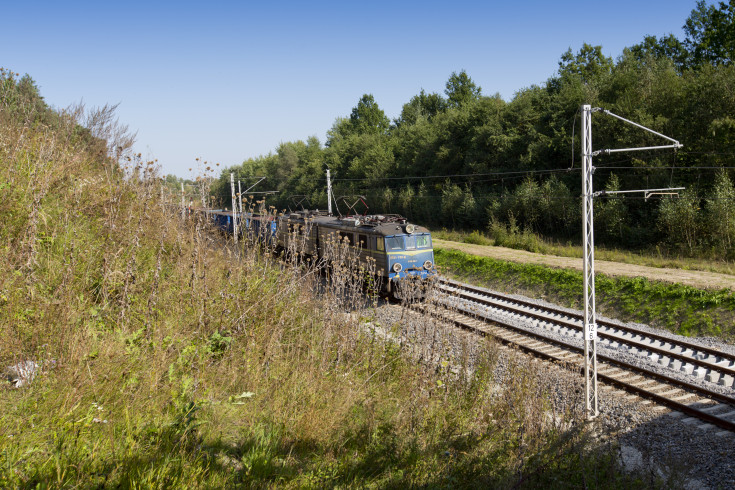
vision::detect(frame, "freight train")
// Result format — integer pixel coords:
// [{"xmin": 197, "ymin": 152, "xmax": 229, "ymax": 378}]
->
[{"xmin": 200, "ymin": 208, "xmax": 436, "ymax": 298}]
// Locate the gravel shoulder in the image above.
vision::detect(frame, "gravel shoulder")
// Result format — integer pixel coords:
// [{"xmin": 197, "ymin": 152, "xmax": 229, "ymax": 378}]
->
[{"xmin": 434, "ymin": 239, "xmax": 735, "ymax": 291}]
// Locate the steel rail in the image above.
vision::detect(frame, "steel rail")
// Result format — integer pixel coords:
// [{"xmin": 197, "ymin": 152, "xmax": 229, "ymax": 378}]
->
[
  {"xmin": 416, "ymin": 300, "xmax": 735, "ymax": 433},
  {"xmin": 437, "ymin": 282, "xmax": 735, "ymax": 378},
  {"xmin": 438, "ymin": 278, "xmax": 735, "ymax": 372}
]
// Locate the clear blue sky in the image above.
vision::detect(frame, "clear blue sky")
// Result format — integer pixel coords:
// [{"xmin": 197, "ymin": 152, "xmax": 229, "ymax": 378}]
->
[{"xmin": 3, "ymin": 0, "xmax": 703, "ymax": 177}]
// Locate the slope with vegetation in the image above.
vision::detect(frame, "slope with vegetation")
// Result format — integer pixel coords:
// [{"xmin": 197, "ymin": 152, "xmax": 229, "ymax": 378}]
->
[
  {"xmin": 435, "ymin": 246, "xmax": 735, "ymax": 339},
  {"xmin": 214, "ymin": 0, "xmax": 735, "ymax": 262},
  {"xmin": 0, "ymin": 69, "xmax": 646, "ymax": 486}
]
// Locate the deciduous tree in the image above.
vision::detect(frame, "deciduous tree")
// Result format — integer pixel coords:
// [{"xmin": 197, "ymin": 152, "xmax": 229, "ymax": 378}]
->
[{"xmin": 444, "ymin": 70, "xmax": 481, "ymax": 108}]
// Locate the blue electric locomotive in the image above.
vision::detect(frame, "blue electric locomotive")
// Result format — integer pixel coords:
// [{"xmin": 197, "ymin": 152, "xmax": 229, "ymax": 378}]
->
[
  {"xmin": 276, "ymin": 210, "xmax": 436, "ymax": 297},
  {"xmin": 195, "ymin": 204, "xmax": 436, "ymax": 298}
]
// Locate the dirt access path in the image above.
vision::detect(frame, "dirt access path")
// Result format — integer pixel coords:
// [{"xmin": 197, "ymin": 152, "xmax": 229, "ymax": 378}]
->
[{"xmin": 434, "ymin": 239, "xmax": 735, "ymax": 291}]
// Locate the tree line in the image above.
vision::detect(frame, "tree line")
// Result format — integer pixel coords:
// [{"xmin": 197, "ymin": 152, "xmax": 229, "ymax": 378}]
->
[{"xmin": 213, "ymin": 1, "xmax": 735, "ymax": 260}]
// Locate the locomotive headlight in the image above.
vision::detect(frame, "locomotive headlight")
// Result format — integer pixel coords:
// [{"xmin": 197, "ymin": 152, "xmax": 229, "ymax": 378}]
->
[
  {"xmin": 392, "ymin": 263, "xmax": 403, "ymax": 273},
  {"xmin": 423, "ymin": 260, "xmax": 433, "ymax": 270}
]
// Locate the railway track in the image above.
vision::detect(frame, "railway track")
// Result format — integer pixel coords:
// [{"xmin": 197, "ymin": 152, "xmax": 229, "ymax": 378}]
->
[{"xmin": 418, "ymin": 278, "xmax": 735, "ymax": 434}]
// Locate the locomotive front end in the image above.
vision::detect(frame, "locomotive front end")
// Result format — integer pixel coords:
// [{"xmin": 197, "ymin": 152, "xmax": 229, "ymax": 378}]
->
[{"xmin": 385, "ymin": 231, "xmax": 435, "ymax": 281}]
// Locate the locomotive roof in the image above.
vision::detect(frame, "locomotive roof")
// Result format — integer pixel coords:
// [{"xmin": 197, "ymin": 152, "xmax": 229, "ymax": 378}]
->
[{"xmin": 283, "ymin": 211, "xmax": 430, "ymax": 236}]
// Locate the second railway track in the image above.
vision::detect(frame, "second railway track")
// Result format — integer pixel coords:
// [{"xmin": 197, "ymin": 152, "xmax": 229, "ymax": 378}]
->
[
  {"xmin": 437, "ymin": 278, "xmax": 735, "ymax": 388},
  {"xmin": 414, "ymin": 277, "xmax": 735, "ymax": 435}
]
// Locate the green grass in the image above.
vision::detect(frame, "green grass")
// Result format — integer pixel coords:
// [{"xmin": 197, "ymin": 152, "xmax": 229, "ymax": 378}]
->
[
  {"xmin": 433, "ymin": 228, "xmax": 735, "ymax": 276},
  {"xmin": 435, "ymin": 247, "xmax": 735, "ymax": 339}
]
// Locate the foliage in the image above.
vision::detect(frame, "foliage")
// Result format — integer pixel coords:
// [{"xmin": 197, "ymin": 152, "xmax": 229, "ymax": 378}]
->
[
  {"xmin": 683, "ymin": 0, "xmax": 735, "ymax": 66},
  {"xmin": 444, "ymin": 70, "xmax": 482, "ymax": 108},
  {"xmin": 628, "ymin": 34, "xmax": 689, "ymax": 72},
  {"xmin": 595, "ymin": 174, "xmax": 629, "ymax": 243},
  {"xmin": 348, "ymin": 94, "xmax": 391, "ymax": 136},
  {"xmin": 394, "ymin": 89, "xmax": 447, "ymax": 127},
  {"xmin": 210, "ymin": 3, "xmax": 735, "ymax": 261},
  {"xmin": 558, "ymin": 43, "xmax": 614, "ymax": 87},
  {"xmin": 705, "ymin": 170, "xmax": 735, "ymax": 255}
]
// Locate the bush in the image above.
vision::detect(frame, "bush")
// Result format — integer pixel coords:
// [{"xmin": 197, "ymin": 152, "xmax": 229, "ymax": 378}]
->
[{"xmin": 487, "ymin": 216, "xmax": 548, "ymax": 253}]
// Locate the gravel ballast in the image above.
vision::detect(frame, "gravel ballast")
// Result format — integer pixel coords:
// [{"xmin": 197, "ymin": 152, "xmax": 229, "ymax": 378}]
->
[{"xmin": 364, "ymin": 281, "xmax": 735, "ymax": 489}]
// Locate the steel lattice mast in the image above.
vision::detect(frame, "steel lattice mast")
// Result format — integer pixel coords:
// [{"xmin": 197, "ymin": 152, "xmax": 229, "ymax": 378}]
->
[
  {"xmin": 580, "ymin": 104, "xmax": 682, "ymax": 420},
  {"xmin": 230, "ymin": 172, "xmax": 238, "ymax": 244},
  {"xmin": 581, "ymin": 105, "xmax": 598, "ymax": 418}
]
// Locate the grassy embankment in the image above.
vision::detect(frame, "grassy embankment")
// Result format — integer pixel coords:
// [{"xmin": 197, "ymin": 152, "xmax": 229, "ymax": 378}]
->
[
  {"xmin": 0, "ymin": 80, "xmax": 655, "ymax": 487},
  {"xmin": 435, "ymin": 247, "xmax": 735, "ymax": 340},
  {"xmin": 434, "ymin": 228, "xmax": 735, "ymax": 276}
]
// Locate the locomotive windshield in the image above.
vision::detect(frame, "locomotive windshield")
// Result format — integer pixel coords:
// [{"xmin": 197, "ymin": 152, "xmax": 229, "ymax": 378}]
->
[
  {"xmin": 386, "ymin": 236, "xmax": 404, "ymax": 251},
  {"xmin": 404, "ymin": 234, "xmax": 431, "ymax": 250},
  {"xmin": 386, "ymin": 234, "xmax": 431, "ymax": 251}
]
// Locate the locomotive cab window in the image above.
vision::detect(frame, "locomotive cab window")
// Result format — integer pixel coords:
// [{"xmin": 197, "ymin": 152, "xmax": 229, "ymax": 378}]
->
[
  {"xmin": 405, "ymin": 236, "xmax": 416, "ymax": 250},
  {"xmin": 416, "ymin": 234, "xmax": 431, "ymax": 249},
  {"xmin": 386, "ymin": 236, "xmax": 404, "ymax": 251},
  {"xmin": 338, "ymin": 231, "xmax": 354, "ymax": 246},
  {"xmin": 358, "ymin": 234, "xmax": 368, "ymax": 248},
  {"xmin": 376, "ymin": 237, "xmax": 384, "ymax": 251}
]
